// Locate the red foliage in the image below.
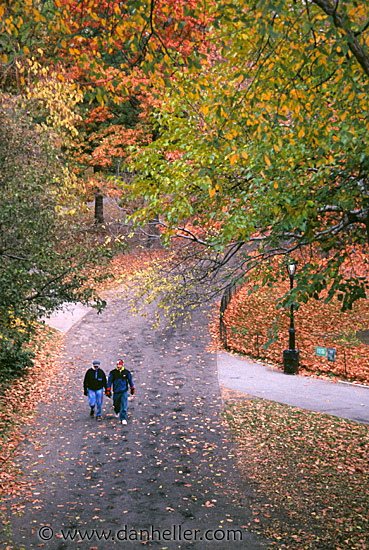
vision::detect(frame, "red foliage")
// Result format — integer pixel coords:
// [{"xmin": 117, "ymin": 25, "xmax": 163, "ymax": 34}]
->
[
  {"xmin": 56, "ymin": 0, "xmax": 211, "ymax": 61},
  {"xmin": 53, "ymin": 0, "xmax": 214, "ymax": 173}
]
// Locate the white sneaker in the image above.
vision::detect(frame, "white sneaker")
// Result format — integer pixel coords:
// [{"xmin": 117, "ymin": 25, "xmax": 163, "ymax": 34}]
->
[
  {"xmin": 114, "ymin": 412, "xmax": 119, "ymax": 418},
  {"xmin": 121, "ymin": 419, "xmax": 127, "ymax": 425}
]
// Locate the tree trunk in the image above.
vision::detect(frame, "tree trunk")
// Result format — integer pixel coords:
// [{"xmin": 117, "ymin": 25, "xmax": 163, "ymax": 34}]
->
[{"xmin": 94, "ymin": 193, "xmax": 104, "ymax": 224}]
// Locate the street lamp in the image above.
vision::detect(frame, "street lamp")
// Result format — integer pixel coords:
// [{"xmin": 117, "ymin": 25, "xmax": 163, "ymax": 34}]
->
[{"xmin": 283, "ymin": 259, "xmax": 299, "ymax": 374}]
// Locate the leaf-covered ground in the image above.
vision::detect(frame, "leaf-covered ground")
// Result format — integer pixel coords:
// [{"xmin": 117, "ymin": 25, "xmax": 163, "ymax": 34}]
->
[
  {"xmin": 2, "ymin": 248, "xmax": 368, "ymax": 550},
  {"xmin": 89, "ymin": 249, "xmax": 168, "ymax": 293},
  {"xmin": 0, "ymin": 285, "xmax": 264, "ymax": 550},
  {"xmin": 215, "ymin": 281, "xmax": 369, "ymax": 385},
  {"xmin": 223, "ymin": 396, "xmax": 369, "ymax": 550},
  {"xmin": 0, "ymin": 326, "xmax": 64, "ymax": 503}
]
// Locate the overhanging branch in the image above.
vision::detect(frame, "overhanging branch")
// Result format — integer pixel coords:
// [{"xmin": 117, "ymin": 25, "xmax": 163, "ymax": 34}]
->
[{"xmin": 313, "ymin": 0, "xmax": 369, "ymax": 77}]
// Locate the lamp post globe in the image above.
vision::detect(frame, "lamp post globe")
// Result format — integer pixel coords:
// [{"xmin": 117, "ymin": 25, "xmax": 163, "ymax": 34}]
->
[{"xmin": 287, "ymin": 261, "xmax": 296, "ymax": 278}]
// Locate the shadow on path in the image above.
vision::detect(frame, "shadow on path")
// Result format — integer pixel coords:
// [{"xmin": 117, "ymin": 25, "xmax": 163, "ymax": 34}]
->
[{"xmin": 1, "ymin": 291, "xmax": 268, "ymax": 550}]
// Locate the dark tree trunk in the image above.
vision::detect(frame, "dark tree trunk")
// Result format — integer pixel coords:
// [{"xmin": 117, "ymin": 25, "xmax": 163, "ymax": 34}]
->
[{"xmin": 94, "ymin": 193, "xmax": 104, "ymax": 224}]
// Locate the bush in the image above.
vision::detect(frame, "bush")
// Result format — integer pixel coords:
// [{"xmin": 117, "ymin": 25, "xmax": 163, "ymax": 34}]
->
[{"xmin": 0, "ymin": 339, "xmax": 35, "ymax": 390}]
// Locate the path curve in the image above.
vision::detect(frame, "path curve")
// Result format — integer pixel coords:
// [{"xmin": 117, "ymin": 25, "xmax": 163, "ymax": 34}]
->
[{"xmin": 1, "ymin": 289, "xmax": 267, "ymax": 550}]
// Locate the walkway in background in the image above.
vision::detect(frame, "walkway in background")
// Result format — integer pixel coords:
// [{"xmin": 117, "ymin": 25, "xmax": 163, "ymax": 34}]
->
[
  {"xmin": 218, "ymin": 351, "xmax": 369, "ymax": 425},
  {"xmin": 41, "ymin": 302, "xmax": 92, "ymax": 332},
  {"xmin": 3, "ymin": 297, "xmax": 266, "ymax": 550}
]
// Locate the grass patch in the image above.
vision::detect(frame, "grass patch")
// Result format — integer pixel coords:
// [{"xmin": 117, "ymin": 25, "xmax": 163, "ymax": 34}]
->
[{"xmin": 224, "ymin": 398, "xmax": 369, "ymax": 550}]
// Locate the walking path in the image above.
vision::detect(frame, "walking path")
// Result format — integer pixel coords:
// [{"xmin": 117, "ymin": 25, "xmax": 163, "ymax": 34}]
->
[
  {"xmin": 1, "ymin": 293, "xmax": 266, "ymax": 550},
  {"xmin": 218, "ymin": 352, "xmax": 369, "ymax": 425},
  {"xmin": 42, "ymin": 301, "xmax": 369, "ymax": 425},
  {"xmin": 41, "ymin": 302, "xmax": 91, "ymax": 332},
  {"xmin": 3, "ymin": 297, "xmax": 368, "ymax": 549}
]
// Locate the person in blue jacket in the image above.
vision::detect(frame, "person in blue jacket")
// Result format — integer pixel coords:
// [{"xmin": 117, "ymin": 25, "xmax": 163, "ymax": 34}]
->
[
  {"xmin": 83, "ymin": 360, "xmax": 107, "ymax": 421},
  {"xmin": 107, "ymin": 359, "xmax": 135, "ymax": 425}
]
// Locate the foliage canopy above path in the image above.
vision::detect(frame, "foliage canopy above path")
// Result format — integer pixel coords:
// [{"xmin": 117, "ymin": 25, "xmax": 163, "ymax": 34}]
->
[
  {"xmin": 1, "ymin": 0, "xmax": 369, "ymax": 376},
  {"xmin": 126, "ymin": 0, "xmax": 369, "ymax": 313}
]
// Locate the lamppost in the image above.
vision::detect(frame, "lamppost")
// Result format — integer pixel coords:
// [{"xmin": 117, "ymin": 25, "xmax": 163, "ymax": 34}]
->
[{"xmin": 283, "ymin": 259, "xmax": 299, "ymax": 374}]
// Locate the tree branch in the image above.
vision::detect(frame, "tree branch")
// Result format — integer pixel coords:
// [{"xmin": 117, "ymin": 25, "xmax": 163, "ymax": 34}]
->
[
  {"xmin": 25, "ymin": 268, "xmax": 73, "ymax": 303},
  {"xmin": 313, "ymin": 0, "xmax": 369, "ymax": 77}
]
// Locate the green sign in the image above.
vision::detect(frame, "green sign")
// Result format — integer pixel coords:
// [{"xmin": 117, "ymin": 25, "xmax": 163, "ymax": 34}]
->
[{"xmin": 315, "ymin": 346, "xmax": 327, "ymax": 357}]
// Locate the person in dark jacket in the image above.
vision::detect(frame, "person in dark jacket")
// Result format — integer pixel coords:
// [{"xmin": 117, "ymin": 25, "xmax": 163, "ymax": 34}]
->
[
  {"xmin": 83, "ymin": 360, "xmax": 107, "ymax": 421},
  {"xmin": 107, "ymin": 359, "xmax": 135, "ymax": 425}
]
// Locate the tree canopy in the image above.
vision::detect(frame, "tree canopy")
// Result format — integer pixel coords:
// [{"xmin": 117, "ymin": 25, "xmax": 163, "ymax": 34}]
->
[
  {"xmin": 0, "ymin": 0, "xmax": 368, "ymax": 369},
  {"xmin": 126, "ymin": 0, "xmax": 369, "ymax": 312}
]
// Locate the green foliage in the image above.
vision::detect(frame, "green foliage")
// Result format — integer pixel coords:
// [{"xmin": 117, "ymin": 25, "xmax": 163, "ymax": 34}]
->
[
  {"xmin": 0, "ymin": 95, "xmax": 112, "ymax": 382},
  {"xmin": 124, "ymin": 0, "xmax": 369, "ymax": 312},
  {"xmin": 0, "ymin": 336, "xmax": 35, "ymax": 387}
]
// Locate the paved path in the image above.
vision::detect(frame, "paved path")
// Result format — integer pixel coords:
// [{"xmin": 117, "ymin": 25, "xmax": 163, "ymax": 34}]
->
[
  {"xmin": 40, "ymin": 303, "xmax": 91, "ymax": 333},
  {"xmin": 218, "ymin": 352, "xmax": 369, "ymax": 425},
  {"xmin": 1, "ymin": 292, "xmax": 267, "ymax": 550},
  {"xmin": 42, "ymin": 300, "xmax": 369, "ymax": 426}
]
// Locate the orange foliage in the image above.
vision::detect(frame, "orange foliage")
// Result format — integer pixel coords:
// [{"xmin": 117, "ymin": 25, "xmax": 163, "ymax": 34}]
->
[
  {"xmin": 92, "ymin": 250, "xmax": 169, "ymax": 293},
  {"xmin": 54, "ymin": 0, "xmax": 214, "ymax": 173},
  {"xmin": 56, "ymin": 0, "xmax": 211, "ymax": 60},
  {"xmin": 213, "ymin": 281, "xmax": 369, "ymax": 385}
]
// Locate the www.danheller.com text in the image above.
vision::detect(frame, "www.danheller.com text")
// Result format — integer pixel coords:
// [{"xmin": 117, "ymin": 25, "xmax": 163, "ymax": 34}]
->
[{"xmin": 38, "ymin": 524, "xmax": 243, "ymax": 542}]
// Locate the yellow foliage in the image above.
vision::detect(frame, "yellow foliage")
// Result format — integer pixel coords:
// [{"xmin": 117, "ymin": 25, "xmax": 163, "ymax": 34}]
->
[{"xmin": 25, "ymin": 62, "xmax": 83, "ymax": 144}]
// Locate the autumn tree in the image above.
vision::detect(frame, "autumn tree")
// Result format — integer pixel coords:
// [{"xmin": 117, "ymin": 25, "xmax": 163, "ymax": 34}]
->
[
  {"xmin": 124, "ymin": 0, "xmax": 369, "ymax": 316},
  {"xmin": 0, "ymin": 95, "xmax": 113, "ymax": 384},
  {"xmin": 1, "ymin": 0, "xmax": 213, "ymax": 217},
  {"xmin": 50, "ymin": 0, "xmax": 212, "ymax": 221},
  {"xmin": 4, "ymin": 1, "xmax": 367, "ymax": 321},
  {"xmin": 0, "ymin": 0, "xmax": 51, "ymax": 91}
]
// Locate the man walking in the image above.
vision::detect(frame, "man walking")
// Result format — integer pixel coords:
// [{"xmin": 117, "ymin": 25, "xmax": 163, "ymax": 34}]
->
[
  {"xmin": 107, "ymin": 359, "xmax": 135, "ymax": 425},
  {"xmin": 83, "ymin": 360, "xmax": 107, "ymax": 421}
]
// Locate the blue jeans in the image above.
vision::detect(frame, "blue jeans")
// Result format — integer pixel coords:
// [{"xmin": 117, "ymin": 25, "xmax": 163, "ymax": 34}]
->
[
  {"xmin": 88, "ymin": 388, "xmax": 104, "ymax": 417},
  {"xmin": 113, "ymin": 391, "xmax": 128, "ymax": 420}
]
